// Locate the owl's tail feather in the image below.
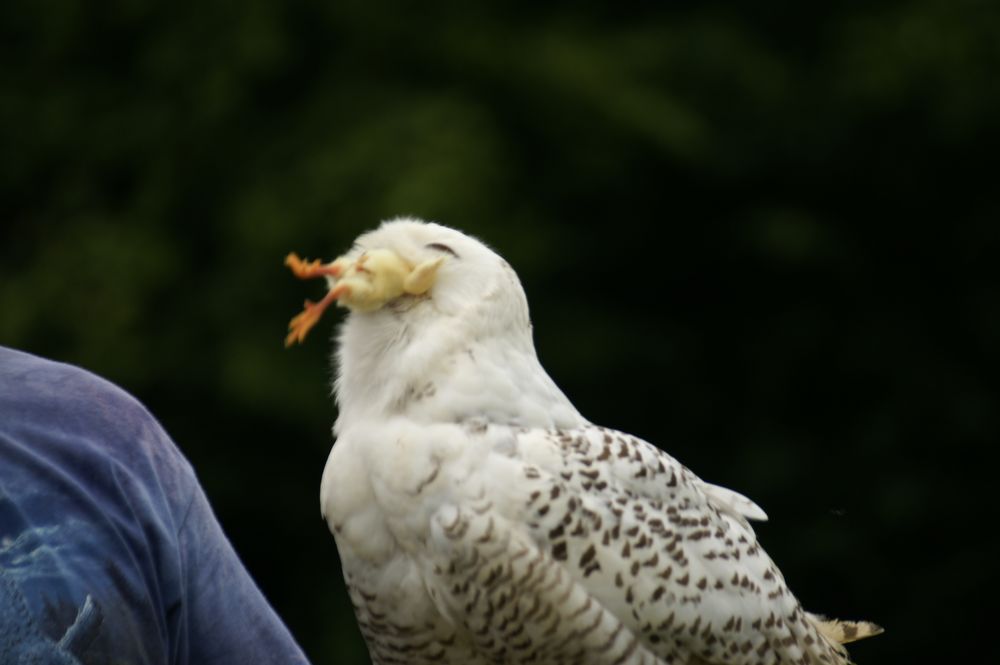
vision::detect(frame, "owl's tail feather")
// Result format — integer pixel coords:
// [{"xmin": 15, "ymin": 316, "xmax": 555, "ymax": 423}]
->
[{"xmin": 811, "ymin": 616, "xmax": 884, "ymax": 644}]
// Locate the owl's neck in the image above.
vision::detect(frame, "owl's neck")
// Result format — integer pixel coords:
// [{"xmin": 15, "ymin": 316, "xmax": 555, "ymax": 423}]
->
[{"xmin": 333, "ymin": 304, "xmax": 583, "ymax": 435}]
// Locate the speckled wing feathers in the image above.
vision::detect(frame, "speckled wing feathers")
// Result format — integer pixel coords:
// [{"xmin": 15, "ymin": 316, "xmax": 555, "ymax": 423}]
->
[
  {"xmin": 426, "ymin": 500, "xmax": 663, "ymax": 665},
  {"xmin": 502, "ymin": 424, "xmax": 850, "ymax": 665},
  {"xmin": 341, "ymin": 569, "xmax": 479, "ymax": 664},
  {"xmin": 335, "ymin": 421, "xmax": 854, "ymax": 665}
]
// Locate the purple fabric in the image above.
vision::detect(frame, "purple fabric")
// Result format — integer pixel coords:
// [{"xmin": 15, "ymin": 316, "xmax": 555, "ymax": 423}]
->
[{"xmin": 0, "ymin": 347, "xmax": 310, "ymax": 665}]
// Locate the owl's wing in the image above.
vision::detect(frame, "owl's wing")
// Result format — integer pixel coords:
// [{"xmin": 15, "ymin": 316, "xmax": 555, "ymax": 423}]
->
[
  {"xmin": 424, "ymin": 498, "xmax": 663, "ymax": 665},
  {"xmin": 418, "ymin": 422, "xmax": 850, "ymax": 665},
  {"xmin": 502, "ymin": 424, "xmax": 848, "ymax": 665}
]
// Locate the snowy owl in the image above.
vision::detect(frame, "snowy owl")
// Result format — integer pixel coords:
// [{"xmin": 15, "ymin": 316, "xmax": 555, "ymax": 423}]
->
[{"xmin": 285, "ymin": 218, "xmax": 881, "ymax": 665}]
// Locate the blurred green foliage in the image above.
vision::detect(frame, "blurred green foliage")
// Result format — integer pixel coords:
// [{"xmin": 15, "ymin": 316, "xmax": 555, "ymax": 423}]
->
[{"xmin": 2, "ymin": 1, "xmax": 998, "ymax": 663}]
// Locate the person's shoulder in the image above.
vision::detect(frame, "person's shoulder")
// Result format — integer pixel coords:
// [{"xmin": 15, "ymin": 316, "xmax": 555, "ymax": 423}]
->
[
  {"xmin": 1, "ymin": 346, "xmax": 149, "ymax": 427},
  {"xmin": 0, "ymin": 345, "xmax": 135, "ymax": 400},
  {"xmin": 0, "ymin": 346, "xmax": 192, "ymax": 479},
  {"xmin": 0, "ymin": 345, "xmax": 131, "ymax": 397}
]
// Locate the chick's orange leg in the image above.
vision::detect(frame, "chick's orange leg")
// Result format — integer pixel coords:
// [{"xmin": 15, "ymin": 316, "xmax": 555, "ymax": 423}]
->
[
  {"xmin": 285, "ymin": 252, "xmax": 346, "ymax": 280},
  {"xmin": 285, "ymin": 287, "xmax": 343, "ymax": 347}
]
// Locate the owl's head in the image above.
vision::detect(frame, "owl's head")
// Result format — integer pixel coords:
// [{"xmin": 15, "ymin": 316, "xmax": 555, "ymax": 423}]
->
[
  {"xmin": 285, "ymin": 217, "xmax": 530, "ymax": 347},
  {"xmin": 288, "ymin": 218, "xmax": 579, "ymax": 431}
]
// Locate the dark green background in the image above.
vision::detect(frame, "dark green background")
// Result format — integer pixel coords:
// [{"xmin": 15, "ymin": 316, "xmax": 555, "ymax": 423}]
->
[{"xmin": 2, "ymin": 2, "xmax": 996, "ymax": 663}]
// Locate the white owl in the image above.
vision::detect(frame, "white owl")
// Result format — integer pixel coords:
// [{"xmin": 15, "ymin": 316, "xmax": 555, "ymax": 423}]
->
[{"xmin": 286, "ymin": 218, "xmax": 881, "ymax": 665}]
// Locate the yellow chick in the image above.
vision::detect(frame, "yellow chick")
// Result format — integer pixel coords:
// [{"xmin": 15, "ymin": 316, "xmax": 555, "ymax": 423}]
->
[{"xmin": 284, "ymin": 249, "xmax": 443, "ymax": 347}]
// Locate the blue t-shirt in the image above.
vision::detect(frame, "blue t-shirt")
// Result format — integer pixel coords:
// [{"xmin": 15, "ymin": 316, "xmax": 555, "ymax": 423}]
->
[{"xmin": 0, "ymin": 347, "xmax": 310, "ymax": 665}]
